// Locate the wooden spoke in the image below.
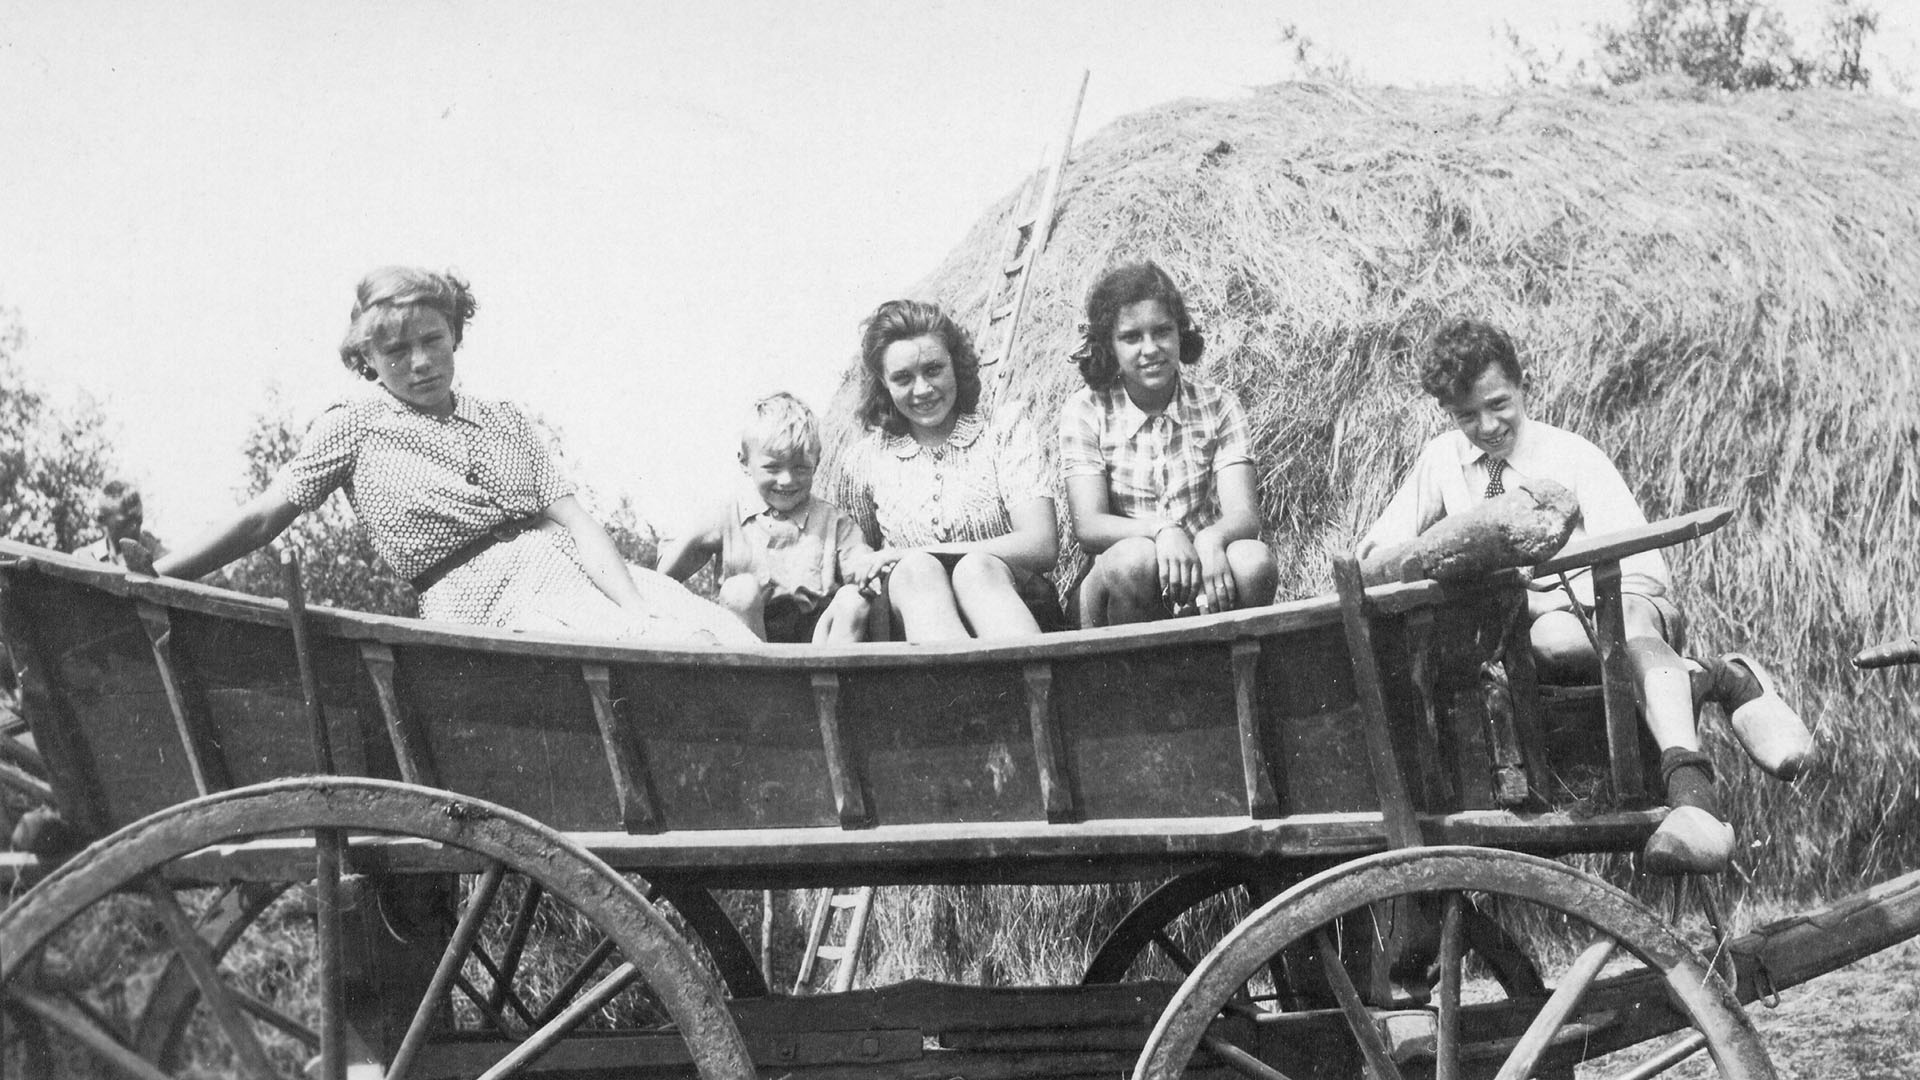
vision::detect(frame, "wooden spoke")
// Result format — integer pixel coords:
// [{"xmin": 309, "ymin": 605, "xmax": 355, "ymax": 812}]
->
[
  {"xmin": 143, "ymin": 880, "xmax": 278, "ymax": 1079},
  {"xmin": 388, "ymin": 859, "xmax": 509, "ymax": 1080},
  {"xmin": 465, "ymin": 944, "xmax": 538, "ymax": 1027},
  {"xmin": 486, "ymin": 879, "xmax": 547, "ymax": 1015},
  {"xmin": 474, "ymin": 962, "xmax": 642, "ymax": 1080},
  {"xmin": 313, "ymin": 826, "xmax": 347, "ymax": 1080},
  {"xmin": 0, "ymin": 776, "xmax": 754, "ymax": 1080},
  {"xmin": 1202, "ymin": 1032, "xmax": 1300, "ymax": 1080},
  {"xmin": 534, "ymin": 937, "xmax": 619, "ymax": 1027},
  {"xmin": 1494, "ymin": 936, "xmax": 1617, "ymax": 1080},
  {"xmin": 1134, "ymin": 847, "xmax": 1774, "ymax": 1080},
  {"xmin": 453, "ymin": 973, "xmax": 520, "ymax": 1039},
  {"xmin": 6, "ymin": 986, "xmax": 171, "ymax": 1080},
  {"xmin": 1314, "ymin": 927, "xmax": 1405, "ymax": 1080},
  {"xmin": 1151, "ymin": 929, "xmax": 1198, "ymax": 975},
  {"xmin": 1434, "ymin": 893, "xmax": 1465, "ymax": 1080},
  {"xmin": 1616, "ymin": 1031, "xmax": 1709, "ymax": 1080}
]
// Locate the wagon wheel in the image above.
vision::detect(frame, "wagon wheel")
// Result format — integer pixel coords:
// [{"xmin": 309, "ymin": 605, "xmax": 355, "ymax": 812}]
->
[
  {"xmin": 0, "ymin": 777, "xmax": 754, "ymax": 1080},
  {"xmin": 1083, "ymin": 868, "xmax": 1258, "ymax": 985},
  {"xmin": 1134, "ymin": 846, "xmax": 1775, "ymax": 1080},
  {"xmin": 124, "ymin": 877, "xmax": 768, "ymax": 1070}
]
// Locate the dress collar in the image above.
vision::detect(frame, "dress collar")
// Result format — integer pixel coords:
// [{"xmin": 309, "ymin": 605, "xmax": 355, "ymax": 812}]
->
[
  {"xmin": 374, "ymin": 384, "xmax": 476, "ymax": 426},
  {"xmin": 884, "ymin": 410, "xmax": 986, "ymax": 460},
  {"xmin": 1112, "ymin": 379, "xmax": 1192, "ymax": 437}
]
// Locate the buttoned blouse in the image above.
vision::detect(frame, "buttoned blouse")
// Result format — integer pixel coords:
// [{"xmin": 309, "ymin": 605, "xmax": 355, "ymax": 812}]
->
[
  {"xmin": 1057, "ymin": 377, "xmax": 1254, "ymax": 533},
  {"xmin": 1356, "ymin": 420, "xmax": 1669, "ymax": 604},
  {"xmin": 838, "ymin": 411, "xmax": 1052, "ymax": 550},
  {"xmin": 272, "ymin": 388, "xmax": 572, "ymax": 581}
]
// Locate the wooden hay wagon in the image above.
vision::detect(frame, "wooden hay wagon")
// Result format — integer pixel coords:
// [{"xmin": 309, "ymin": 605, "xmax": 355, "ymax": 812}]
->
[{"xmin": 2, "ymin": 510, "xmax": 1916, "ymax": 1080}]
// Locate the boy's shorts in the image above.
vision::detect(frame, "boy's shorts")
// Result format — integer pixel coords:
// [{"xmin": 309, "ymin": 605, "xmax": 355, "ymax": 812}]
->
[
  {"xmin": 763, "ymin": 592, "xmax": 827, "ymax": 644},
  {"xmin": 1529, "ymin": 586, "xmax": 1686, "ymax": 651}
]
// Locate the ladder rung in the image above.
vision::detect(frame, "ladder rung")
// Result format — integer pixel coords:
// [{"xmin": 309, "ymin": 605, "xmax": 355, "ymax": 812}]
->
[
  {"xmin": 1012, "ymin": 211, "xmax": 1037, "ymax": 232},
  {"xmin": 829, "ymin": 894, "xmax": 864, "ymax": 909},
  {"xmin": 990, "ymin": 300, "xmax": 1017, "ymax": 321},
  {"xmin": 1003, "ymin": 250, "xmax": 1030, "ymax": 276},
  {"xmin": 815, "ymin": 945, "xmax": 851, "ymax": 961}
]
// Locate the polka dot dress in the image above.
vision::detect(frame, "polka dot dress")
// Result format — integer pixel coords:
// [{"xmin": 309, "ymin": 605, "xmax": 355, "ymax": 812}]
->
[{"xmin": 272, "ymin": 387, "xmax": 751, "ymax": 644}]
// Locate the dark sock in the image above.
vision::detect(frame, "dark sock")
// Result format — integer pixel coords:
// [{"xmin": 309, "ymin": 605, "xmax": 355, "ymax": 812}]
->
[
  {"xmin": 1660, "ymin": 748, "xmax": 1724, "ymax": 820},
  {"xmin": 1694, "ymin": 656, "xmax": 1762, "ymax": 711}
]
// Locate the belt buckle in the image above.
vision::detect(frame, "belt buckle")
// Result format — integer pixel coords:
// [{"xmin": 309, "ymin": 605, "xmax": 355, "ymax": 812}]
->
[{"xmin": 491, "ymin": 521, "xmax": 526, "ymax": 543}]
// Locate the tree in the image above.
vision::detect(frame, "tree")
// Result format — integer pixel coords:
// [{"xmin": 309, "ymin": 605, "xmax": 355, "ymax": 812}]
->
[
  {"xmin": 0, "ymin": 310, "xmax": 119, "ymax": 552},
  {"xmin": 1596, "ymin": 0, "xmax": 1881, "ymax": 91}
]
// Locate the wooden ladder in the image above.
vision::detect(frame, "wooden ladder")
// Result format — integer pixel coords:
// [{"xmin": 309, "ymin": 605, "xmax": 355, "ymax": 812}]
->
[
  {"xmin": 972, "ymin": 70, "xmax": 1088, "ymax": 387},
  {"xmin": 793, "ymin": 886, "xmax": 876, "ymax": 993}
]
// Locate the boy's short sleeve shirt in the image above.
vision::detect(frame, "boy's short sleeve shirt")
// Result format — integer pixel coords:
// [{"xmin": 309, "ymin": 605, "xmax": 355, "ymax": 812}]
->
[
  {"xmin": 1358, "ymin": 420, "xmax": 1669, "ymax": 604},
  {"xmin": 724, "ymin": 493, "xmax": 871, "ymax": 610},
  {"xmin": 1058, "ymin": 377, "xmax": 1253, "ymax": 533}
]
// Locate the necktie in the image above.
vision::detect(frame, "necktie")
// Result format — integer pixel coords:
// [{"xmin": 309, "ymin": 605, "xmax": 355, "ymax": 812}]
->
[{"xmin": 1484, "ymin": 457, "xmax": 1507, "ymax": 498}]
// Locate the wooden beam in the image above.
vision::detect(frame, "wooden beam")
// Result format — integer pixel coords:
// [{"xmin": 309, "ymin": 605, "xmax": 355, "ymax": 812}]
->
[
  {"xmin": 1332, "ymin": 557, "xmax": 1422, "ymax": 850},
  {"xmin": 1229, "ymin": 640, "xmax": 1280, "ymax": 818},
  {"xmin": 1531, "ymin": 506, "xmax": 1732, "ymax": 577},
  {"xmin": 0, "ymin": 571, "xmax": 111, "ymax": 837},
  {"xmin": 582, "ymin": 663, "xmax": 661, "ymax": 833},
  {"xmin": 135, "ymin": 602, "xmax": 231, "ymax": 796},
  {"xmin": 1591, "ymin": 562, "xmax": 1646, "ymax": 802},
  {"xmin": 357, "ymin": 643, "xmax": 438, "ymax": 787},
  {"xmin": 1022, "ymin": 663, "xmax": 1074, "ymax": 823},
  {"xmin": 812, "ymin": 672, "xmax": 870, "ymax": 829}
]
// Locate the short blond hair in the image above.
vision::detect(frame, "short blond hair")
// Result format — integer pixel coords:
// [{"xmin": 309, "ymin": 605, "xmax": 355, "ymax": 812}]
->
[{"xmin": 741, "ymin": 392, "xmax": 820, "ymax": 463}]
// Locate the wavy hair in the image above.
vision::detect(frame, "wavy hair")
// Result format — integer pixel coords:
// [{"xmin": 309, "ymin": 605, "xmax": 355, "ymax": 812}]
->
[
  {"xmin": 855, "ymin": 299, "xmax": 981, "ymax": 436},
  {"xmin": 1417, "ymin": 318, "xmax": 1524, "ymax": 401},
  {"xmin": 338, "ymin": 266, "xmax": 479, "ymax": 379},
  {"xmin": 1075, "ymin": 260, "xmax": 1205, "ymax": 391}
]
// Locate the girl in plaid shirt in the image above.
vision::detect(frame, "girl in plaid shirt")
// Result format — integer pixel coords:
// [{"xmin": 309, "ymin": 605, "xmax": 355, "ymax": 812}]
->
[{"xmin": 1059, "ymin": 262, "xmax": 1276, "ymax": 626}]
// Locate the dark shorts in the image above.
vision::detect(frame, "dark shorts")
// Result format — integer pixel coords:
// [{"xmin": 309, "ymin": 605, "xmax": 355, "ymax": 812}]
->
[
  {"xmin": 879, "ymin": 552, "xmax": 1065, "ymax": 635},
  {"xmin": 762, "ymin": 594, "xmax": 827, "ymax": 644}
]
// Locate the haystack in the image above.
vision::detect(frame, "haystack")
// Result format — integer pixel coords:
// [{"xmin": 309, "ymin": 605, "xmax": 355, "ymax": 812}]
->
[{"xmin": 828, "ymin": 81, "xmax": 1920, "ymax": 908}]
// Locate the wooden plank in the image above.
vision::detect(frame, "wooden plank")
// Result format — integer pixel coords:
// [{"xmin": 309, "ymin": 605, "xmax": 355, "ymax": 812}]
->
[
  {"xmin": 1531, "ymin": 506, "xmax": 1733, "ymax": 576},
  {"xmin": 356, "ymin": 643, "xmax": 438, "ymax": 787},
  {"xmin": 1230, "ymin": 640, "xmax": 1280, "ymax": 818},
  {"xmin": 154, "ymin": 806, "xmax": 1665, "ymax": 887},
  {"xmin": 1591, "ymin": 562, "xmax": 1647, "ymax": 802},
  {"xmin": 1332, "ymin": 557, "xmax": 1422, "ymax": 849},
  {"xmin": 3, "ymin": 536, "xmax": 1473, "ymax": 672},
  {"xmin": 1498, "ymin": 593, "xmax": 1554, "ymax": 803},
  {"xmin": 812, "ymin": 672, "xmax": 870, "ymax": 829},
  {"xmin": 0, "ymin": 570, "xmax": 111, "ymax": 837},
  {"xmin": 135, "ymin": 602, "xmax": 232, "ymax": 796},
  {"xmin": 1393, "ymin": 611, "xmax": 1453, "ymax": 810},
  {"xmin": 1022, "ymin": 663, "xmax": 1074, "ymax": 823},
  {"xmin": 582, "ymin": 663, "xmax": 660, "ymax": 833}
]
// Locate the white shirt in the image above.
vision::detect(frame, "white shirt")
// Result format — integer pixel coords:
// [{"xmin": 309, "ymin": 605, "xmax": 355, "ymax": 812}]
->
[{"xmin": 1357, "ymin": 419, "xmax": 1669, "ymax": 605}]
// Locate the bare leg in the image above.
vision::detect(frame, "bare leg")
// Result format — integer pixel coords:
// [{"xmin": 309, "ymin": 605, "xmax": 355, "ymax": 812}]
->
[
  {"xmin": 716, "ymin": 573, "xmax": 769, "ymax": 641},
  {"xmin": 1224, "ymin": 539, "xmax": 1278, "ymax": 611},
  {"xmin": 886, "ymin": 552, "xmax": 970, "ymax": 643},
  {"xmin": 812, "ymin": 585, "xmax": 872, "ymax": 644},
  {"xmin": 1081, "ymin": 538, "xmax": 1162, "ymax": 627},
  {"xmin": 950, "ymin": 553, "xmax": 1041, "ymax": 638}
]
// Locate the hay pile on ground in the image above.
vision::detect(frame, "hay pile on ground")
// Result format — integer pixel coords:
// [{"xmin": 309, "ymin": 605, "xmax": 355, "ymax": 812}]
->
[{"xmin": 825, "ymin": 79, "xmax": 1920, "ymax": 979}]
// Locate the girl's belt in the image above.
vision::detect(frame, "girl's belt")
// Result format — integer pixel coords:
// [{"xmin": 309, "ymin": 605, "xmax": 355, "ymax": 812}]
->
[{"xmin": 411, "ymin": 516, "xmax": 549, "ymax": 593}]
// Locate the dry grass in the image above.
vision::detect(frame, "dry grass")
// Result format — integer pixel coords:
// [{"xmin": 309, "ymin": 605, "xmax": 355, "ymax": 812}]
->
[{"xmin": 824, "ymin": 83, "xmax": 1920, "ymax": 947}]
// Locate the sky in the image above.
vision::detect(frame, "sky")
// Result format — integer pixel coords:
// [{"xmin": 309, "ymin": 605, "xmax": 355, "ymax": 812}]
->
[{"xmin": 3, "ymin": 0, "xmax": 1914, "ymax": 542}]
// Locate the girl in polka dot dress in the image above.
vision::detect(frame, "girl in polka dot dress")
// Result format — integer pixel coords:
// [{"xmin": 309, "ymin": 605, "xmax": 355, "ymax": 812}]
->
[{"xmin": 152, "ymin": 266, "xmax": 751, "ymax": 646}]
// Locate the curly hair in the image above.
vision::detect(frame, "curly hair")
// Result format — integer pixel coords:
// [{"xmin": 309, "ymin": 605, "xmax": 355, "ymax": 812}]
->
[
  {"xmin": 1076, "ymin": 260, "xmax": 1205, "ymax": 391},
  {"xmin": 338, "ymin": 266, "xmax": 479, "ymax": 379},
  {"xmin": 854, "ymin": 299, "xmax": 981, "ymax": 436},
  {"xmin": 1417, "ymin": 318, "xmax": 1525, "ymax": 401}
]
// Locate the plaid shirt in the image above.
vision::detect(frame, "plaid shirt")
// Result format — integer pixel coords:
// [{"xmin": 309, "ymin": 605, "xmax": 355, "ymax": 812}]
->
[{"xmin": 1058, "ymin": 377, "xmax": 1254, "ymax": 533}]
